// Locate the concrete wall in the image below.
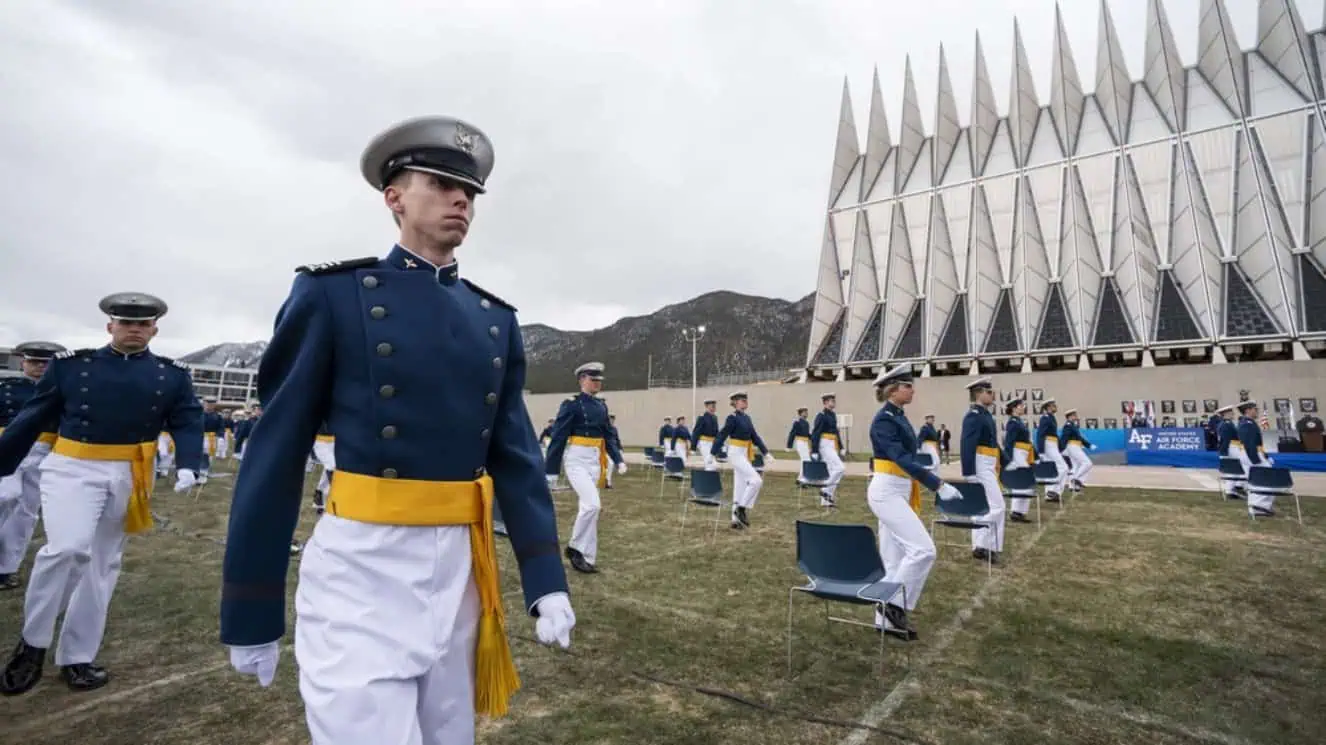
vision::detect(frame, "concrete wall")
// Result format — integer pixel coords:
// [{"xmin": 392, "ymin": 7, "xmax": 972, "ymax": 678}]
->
[{"xmin": 525, "ymin": 359, "xmax": 1326, "ymax": 449}]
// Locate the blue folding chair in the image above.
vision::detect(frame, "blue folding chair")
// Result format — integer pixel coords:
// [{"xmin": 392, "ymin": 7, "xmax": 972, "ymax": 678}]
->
[
  {"xmin": 649, "ymin": 449, "xmax": 667, "ymax": 472},
  {"xmin": 1034, "ymin": 460, "xmax": 1063, "ymax": 510},
  {"xmin": 794, "ymin": 459, "xmax": 832, "ymax": 509},
  {"xmin": 787, "ymin": 521, "xmax": 906, "ymax": 676},
  {"xmin": 1001, "ymin": 466, "xmax": 1040, "ymax": 527},
  {"xmin": 659, "ymin": 456, "xmax": 687, "ymax": 495},
  {"xmin": 679, "ymin": 469, "xmax": 727, "ymax": 540},
  {"xmin": 930, "ymin": 482, "xmax": 995, "ymax": 574},
  {"xmin": 1218, "ymin": 457, "xmax": 1246, "ymax": 500},
  {"xmin": 643, "ymin": 446, "xmax": 657, "ymax": 461},
  {"xmin": 1247, "ymin": 466, "xmax": 1300, "ymax": 524}
]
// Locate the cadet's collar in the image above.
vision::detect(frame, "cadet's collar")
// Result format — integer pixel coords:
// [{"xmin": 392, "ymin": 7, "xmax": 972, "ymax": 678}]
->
[
  {"xmin": 389, "ymin": 244, "xmax": 460, "ymax": 286},
  {"xmin": 103, "ymin": 344, "xmax": 149, "ymax": 360},
  {"xmin": 884, "ymin": 401, "xmax": 904, "ymax": 416}
]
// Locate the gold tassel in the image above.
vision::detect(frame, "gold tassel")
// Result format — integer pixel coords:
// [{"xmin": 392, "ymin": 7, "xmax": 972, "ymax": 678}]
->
[
  {"xmin": 471, "ymin": 478, "xmax": 521, "ymax": 717},
  {"xmin": 124, "ymin": 441, "xmax": 158, "ymax": 534},
  {"xmin": 908, "ymin": 481, "xmax": 921, "ymax": 515}
]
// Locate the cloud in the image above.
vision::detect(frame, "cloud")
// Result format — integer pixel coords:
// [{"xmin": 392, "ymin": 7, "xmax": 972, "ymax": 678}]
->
[{"xmin": 2, "ymin": 0, "xmax": 1296, "ymax": 356}]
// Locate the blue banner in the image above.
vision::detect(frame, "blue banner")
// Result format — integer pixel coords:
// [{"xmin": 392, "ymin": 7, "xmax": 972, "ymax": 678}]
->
[{"xmin": 1124, "ymin": 427, "xmax": 1206, "ymax": 452}]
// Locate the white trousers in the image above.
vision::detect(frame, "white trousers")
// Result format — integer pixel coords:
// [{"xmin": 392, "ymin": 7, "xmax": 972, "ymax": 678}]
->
[
  {"xmin": 727, "ymin": 445, "xmax": 763, "ymax": 517},
  {"xmin": 1065, "ymin": 443, "xmax": 1092, "ymax": 485},
  {"xmin": 215, "ymin": 433, "xmax": 230, "ymax": 459},
  {"xmin": 867, "ymin": 473, "xmax": 935, "ymax": 612},
  {"xmin": 312, "ymin": 440, "xmax": 336, "ymax": 495},
  {"xmin": 1008, "ymin": 447, "xmax": 1034, "ymax": 515},
  {"xmin": 670, "ymin": 442, "xmax": 689, "ymax": 461},
  {"xmin": 920, "ymin": 442, "xmax": 940, "ymax": 472},
  {"xmin": 793, "ymin": 439, "xmax": 810, "ymax": 462},
  {"xmin": 0, "ymin": 442, "xmax": 50, "ymax": 574},
  {"xmin": 1043, "ymin": 439, "xmax": 1070, "ymax": 495},
  {"xmin": 817, "ymin": 440, "xmax": 845, "ymax": 497},
  {"xmin": 565, "ymin": 445, "xmax": 603, "ymax": 564},
  {"xmin": 21, "ymin": 452, "xmax": 129, "ymax": 665},
  {"xmin": 296, "ymin": 515, "xmax": 479, "ymax": 745},
  {"xmin": 697, "ymin": 439, "xmax": 716, "ymax": 471},
  {"xmin": 966, "ymin": 456, "xmax": 1005, "ymax": 553}
]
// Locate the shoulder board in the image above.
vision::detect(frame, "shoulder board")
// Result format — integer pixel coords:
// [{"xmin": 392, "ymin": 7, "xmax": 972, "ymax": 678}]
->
[
  {"xmin": 461, "ymin": 279, "xmax": 516, "ymax": 311},
  {"xmin": 54, "ymin": 348, "xmax": 95, "ymax": 360},
  {"xmin": 296, "ymin": 257, "xmax": 379, "ymax": 275},
  {"xmin": 154, "ymin": 355, "xmax": 192, "ymax": 371}
]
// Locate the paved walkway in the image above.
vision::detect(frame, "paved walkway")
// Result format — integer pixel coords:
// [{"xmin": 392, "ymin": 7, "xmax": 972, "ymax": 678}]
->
[{"xmin": 625, "ymin": 452, "xmax": 1326, "ymax": 498}]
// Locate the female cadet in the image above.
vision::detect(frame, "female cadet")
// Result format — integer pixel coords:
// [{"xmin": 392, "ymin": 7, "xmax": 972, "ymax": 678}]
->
[
  {"xmin": 868, "ymin": 366, "xmax": 961, "ymax": 640},
  {"xmin": 712, "ymin": 390, "xmax": 772, "ymax": 530},
  {"xmin": 1002, "ymin": 397, "xmax": 1034, "ymax": 523}
]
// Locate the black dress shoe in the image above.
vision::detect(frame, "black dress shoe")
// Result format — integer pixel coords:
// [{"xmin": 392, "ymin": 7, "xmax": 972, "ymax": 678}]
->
[
  {"xmin": 972, "ymin": 548, "xmax": 989, "ymax": 561},
  {"xmin": 1010, "ymin": 512, "xmax": 1030, "ymax": 523},
  {"xmin": 0, "ymin": 639, "xmax": 46, "ymax": 696},
  {"xmin": 59, "ymin": 663, "xmax": 109, "ymax": 692},
  {"xmin": 735, "ymin": 506, "xmax": 750, "ymax": 527},
  {"xmin": 882, "ymin": 603, "xmax": 918, "ymax": 641},
  {"xmin": 569, "ymin": 552, "xmax": 598, "ymax": 574}
]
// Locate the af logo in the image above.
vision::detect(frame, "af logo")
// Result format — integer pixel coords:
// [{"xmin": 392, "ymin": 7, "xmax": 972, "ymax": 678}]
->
[{"xmin": 1128, "ymin": 428, "xmax": 1154, "ymax": 449}]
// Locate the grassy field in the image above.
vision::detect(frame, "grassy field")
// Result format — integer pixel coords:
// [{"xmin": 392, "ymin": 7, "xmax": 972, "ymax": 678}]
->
[{"xmin": 3, "ymin": 461, "xmax": 1325, "ymax": 744}]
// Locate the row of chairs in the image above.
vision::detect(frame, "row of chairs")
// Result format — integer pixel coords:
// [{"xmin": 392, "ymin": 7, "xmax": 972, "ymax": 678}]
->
[{"xmin": 1216, "ymin": 457, "xmax": 1302, "ymax": 523}]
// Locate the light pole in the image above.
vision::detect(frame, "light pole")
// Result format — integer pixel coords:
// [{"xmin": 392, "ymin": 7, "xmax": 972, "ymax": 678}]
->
[{"xmin": 681, "ymin": 325, "xmax": 707, "ymax": 415}]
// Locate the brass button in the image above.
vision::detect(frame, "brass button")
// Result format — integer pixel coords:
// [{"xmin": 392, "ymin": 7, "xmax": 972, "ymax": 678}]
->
[
  {"xmin": 370, "ymin": 305, "xmax": 386, "ymax": 320},
  {"xmin": 381, "ymin": 425, "xmax": 398, "ymax": 439},
  {"xmin": 379, "ymin": 384, "xmax": 395, "ymax": 398},
  {"xmin": 80, "ymin": 404, "xmax": 89, "ymax": 410},
  {"xmin": 474, "ymin": 467, "xmax": 485, "ymax": 478},
  {"xmin": 488, "ymin": 326, "xmax": 499, "ymax": 338},
  {"xmin": 376, "ymin": 342, "xmax": 393, "ymax": 357},
  {"xmin": 480, "ymin": 299, "xmax": 491, "ymax": 310},
  {"xmin": 362, "ymin": 276, "xmax": 379, "ymax": 289},
  {"xmin": 381, "ymin": 467, "xmax": 398, "ymax": 478},
  {"xmin": 485, "ymin": 392, "xmax": 497, "ymax": 405},
  {"xmin": 80, "ymin": 372, "xmax": 88, "ymax": 377},
  {"xmin": 492, "ymin": 357, "xmax": 503, "ymax": 369},
  {"xmin": 480, "ymin": 428, "xmax": 491, "ymax": 440}
]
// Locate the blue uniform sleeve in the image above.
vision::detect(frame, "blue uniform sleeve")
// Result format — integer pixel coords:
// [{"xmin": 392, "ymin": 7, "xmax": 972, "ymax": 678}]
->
[
  {"xmin": 1237, "ymin": 420, "xmax": 1262, "ymax": 465},
  {"xmin": 959, "ymin": 412, "xmax": 979, "ymax": 477},
  {"xmin": 487, "ymin": 312, "xmax": 570, "ymax": 614},
  {"xmin": 221, "ymin": 274, "xmax": 333, "ymax": 646},
  {"xmin": 166, "ymin": 374, "xmax": 204, "ymax": 472},
  {"xmin": 1034, "ymin": 417, "xmax": 1048, "ymax": 452},
  {"xmin": 810, "ymin": 412, "xmax": 826, "ymax": 453},
  {"xmin": 0, "ymin": 363, "xmax": 64, "ymax": 477},
  {"xmin": 543, "ymin": 400, "xmax": 577, "ymax": 476},
  {"xmin": 873, "ymin": 415, "xmax": 942, "ymax": 491},
  {"xmin": 713, "ymin": 414, "xmax": 736, "ymax": 452}
]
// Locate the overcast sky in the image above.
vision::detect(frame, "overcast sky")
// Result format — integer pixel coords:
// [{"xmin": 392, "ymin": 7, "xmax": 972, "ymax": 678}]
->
[{"xmin": 1, "ymin": 0, "xmax": 1319, "ymax": 356}]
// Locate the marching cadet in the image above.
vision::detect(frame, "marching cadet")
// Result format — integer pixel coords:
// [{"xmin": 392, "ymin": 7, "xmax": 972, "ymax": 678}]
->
[
  {"xmin": 961, "ymin": 378, "xmax": 1008, "ymax": 564},
  {"xmin": 216, "ymin": 410, "xmax": 232, "ymax": 460},
  {"xmin": 787, "ymin": 408, "xmax": 811, "ymax": 461},
  {"xmin": 810, "ymin": 392, "xmax": 845, "ymax": 508},
  {"xmin": 545, "ymin": 362, "xmax": 626, "ymax": 574},
  {"xmin": 670, "ymin": 416, "xmax": 691, "ymax": 460},
  {"xmin": 0, "ymin": 293, "xmax": 201, "ymax": 695},
  {"xmin": 221, "ymin": 116, "xmax": 577, "ymax": 744},
  {"xmin": 916, "ymin": 414, "xmax": 940, "ymax": 472},
  {"xmin": 200, "ymin": 396, "xmax": 225, "ymax": 483},
  {"xmin": 311, "ymin": 422, "xmax": 335, "ymax": 514},
  {"xmin": 233, "ymin": 404, "xmax": 259, "ymax": 461},
  {"xmin": 1216, "ymin": 405, "xmax": 1244, "ymax": 499},
  {"xmin": 1002, "ymin": 397, "xmax": 1035, "ymax": 523},
  {"xmin": 657, "ymin": 417, "xmax": 674, "ymax": 457},
  {"xmin": 1035, "ymin": 399, "xmax": 1068, "ymax": 502},
  {"xmin": 605, "ymin": 414, "xmax": 622, "ymax": 489},
  {"xmin": 867, "ymin": 367, "xmax": 963, "ymax": 640},
  {"xmin": 1061, "ymin": 409, "xmax": 1094, "ymax": 492},
  {"xmin": 0, "ymin": 341, "xmax": 65, "ymax": 591},
  {"xmin": 712, "ymin": 390, "xmax": 773, "ymax": 529},
  {"xmin": 1235, "ymin": 401, "xmax": 1276, "ymax": 517},
  {"xmin": 691, "ymin": 399, "xmax": 720, "ymax": 470}
]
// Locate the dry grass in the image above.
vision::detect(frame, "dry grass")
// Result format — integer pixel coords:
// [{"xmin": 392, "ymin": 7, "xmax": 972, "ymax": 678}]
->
[{"xmin": 2, "ymin": 462, "xmax": 1325, "ymax": 744}]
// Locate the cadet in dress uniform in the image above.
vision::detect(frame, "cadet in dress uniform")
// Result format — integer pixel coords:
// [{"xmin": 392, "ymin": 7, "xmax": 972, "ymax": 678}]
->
[
  {"xmin": 658, "ymin": 417, "xmax": 675, "ymax": 458},
  {"xmin": 691, "ymin": 399, "xmax": 720, "ymax": 470},
  {"xmin": 1035, "ymin": 399, "xmax": 1068, "ymax": 502},
  {"xmin": 961, "ymin": 377, "xmax": 1008, "ymax": 564},
  {"xmin": 221, "ymin": 116, "xmax": 576, "ymax": 744},
  {"xmin": 787, "ymin": 408, "xmax": 811, "ymax": 461},
  {"xmin": 200, "ymin": 397, "xmax": 225, "ymax": 482},
  {"xmin": 1060, "ymin": 409, "xmax": 1094, "ymax": 492},
  {"xmin": 0, "ymin": 293, "xmax": 201, "ymax": 695},
  {"xmin": 1002, "ymin": 398, "xmax": 1035, "ymax": 524},
  {"xmin": 867, "ymin": 367, "xmax": 963, "ymax": 639},
  {"xmin": 1215, "ymin": 405, "xmax": 1245, "ymax": 499},
  {"xmin": 670, "ymin": 416, "xmax": 691, "ymax": 461},
  {"xmin": 916, "ymin": 414, "xmax": 940, "ymax": 472},
  {"xmin": 545, "ymin": 362, "xmax": 625, "ymax": 574},
  {"xmin": 1234, "ymin": 401, "xmax": 1276, "ymax": 517},
  {"xmin": 0, "ymin": 341, "xmax": 65, "ymax": 590},
  {"xmin": 216, "ymin": 410, "xmax": 232, "ymax": 460},
  {"xmin": 712, "ymin": 390, "xmax": 773, "ymax": 529},
  {"xmin": 233, "ymin": 405, "xmax": 259, "ymax": 461},
  {"xmin": 810, "ymin": 393, "xmax": 845, "ymax": 507}
]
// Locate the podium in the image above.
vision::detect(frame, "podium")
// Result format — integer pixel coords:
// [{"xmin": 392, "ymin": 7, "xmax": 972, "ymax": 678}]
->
[{"xmin": 1302, "ymin": 430, "xmax": 1324, "ymax": 453}]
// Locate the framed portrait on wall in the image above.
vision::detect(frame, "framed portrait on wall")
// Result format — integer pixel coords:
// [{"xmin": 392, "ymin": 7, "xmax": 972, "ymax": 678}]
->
[
  {"xmin": 1085, "ymin": 418, "xmax": 1100, "ymax": 429},
  {"xmin": 1299, "ymin": 397, "xmax": 1317, "ymax": 414},
  {"xmin": 1161, "ymin": 400, "xmax": 1175, "ymax": 414},
  {"xmin": 1031, "ymin": 388, "xmax": 1044, "ymax": 401},
  {"xmin": 1015, "ymin": 388, "xmax": 1027, "ymax": 402},
  {"xmin": 1031, "ymin": 402, "xmax": 1042, "ymax": 415},
  {"xmin": 1104, "ymin": 417, "xmax": 1118, "ymax": 429},
  {"xmin": 1203, "ymin": 399, "xmax": 1219, "ymax": 414},
  {"xmin": 1182, "ymin": 417, "xmax": 1197, "ymax": 427},
  {"xmin": 1182, "ymin": 400, "xmax": 1197, "ymax": 414}
]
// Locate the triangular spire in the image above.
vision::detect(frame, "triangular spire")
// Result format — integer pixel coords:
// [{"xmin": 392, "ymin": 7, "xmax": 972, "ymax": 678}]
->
[
  {"xmin": 1094, "ymin": 0, "xmax": 1133, "ymax": 144},
  {"xmin": 806, "ymin": 218, "xmax": 846, "ymax": 366},
  {"xmin": 842, "ymin": 212, "xmax": 882, "ymax": 365},
  {"xmin": 970, "ymin": 31, "xmax": 999, "ymax": 177},
  {"xmin": 896, "ymin": 56, "xmax": 926, "ymax": 192},
  {"xmin": 1256, "ymin": 0, "xmax": 1317, "ymax": 102},
  {"xmin": 861, "ymin": 67, "xmax": 893, "ymax": 200},
  {"xmin": 1196, "ymin": 0, "xmax": 1246, "ymax": 120},
  {"xmin": 1009, "ymin": 20, "xmax": 1040, "ymax": 166},
  {"xmin": 1143, "ymin": 0, "xmax": 1186, "ymax": 132},
  {"xmin": 1050, "ymin": 4, "xmax": 1086, "ymax": 155},
  {"xmin": 826, "ymin": 77, "xmax": 860, "ymax": 207},
  {"xmin": 934, "ymin": 45, "xmax": 963, "ymax": 183}
]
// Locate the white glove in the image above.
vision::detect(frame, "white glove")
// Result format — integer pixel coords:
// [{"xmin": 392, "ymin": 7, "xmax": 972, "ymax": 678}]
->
[
  {"xmin": 810, "ymin": 453, "xmax": 820, "ymax": 461},
  {"xmin": 545, "ymin": 474, "xmax": 558, "ymax": 487},
  {"xmin": 763, "ymin": 452, "xmax": 774, "ymax": 463},
  {"xmin": 839, "ymin": 449, "xmax": 846, "ymax": 457},
  {"xmin": 616, "ymin": 461, "xmax": 627, "ymax": 475},
  {"xmin": 937, "ymin": 483, "xmax": 962, "ymax": 501},
  {"xmin": 228, "ymin": 641, "xmax": 280, "ymax": 687},
  {"xmin": 174, "ymin": 469, "xmax": 196, "ymax": 493},
  {"xmin": 1090, "ymin": 444, "xmax": 1098, "ymax": 451},
  {"xmin": 534, "ymin": 592, "xmax": 576, "ymax": 649}
]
